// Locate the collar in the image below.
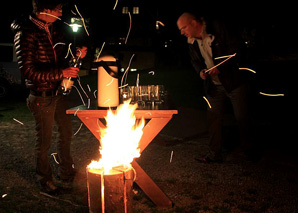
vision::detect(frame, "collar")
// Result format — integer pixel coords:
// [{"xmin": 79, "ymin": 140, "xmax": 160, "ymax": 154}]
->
[{"xmin": 29, "ymin": 15, "xmax": 51, "ymax": 33}]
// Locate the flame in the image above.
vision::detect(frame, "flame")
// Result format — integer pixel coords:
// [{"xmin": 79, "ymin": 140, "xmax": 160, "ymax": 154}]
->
[{"xmin": 88, "ymin": 100, "xmax": 144, "ymax": 174}]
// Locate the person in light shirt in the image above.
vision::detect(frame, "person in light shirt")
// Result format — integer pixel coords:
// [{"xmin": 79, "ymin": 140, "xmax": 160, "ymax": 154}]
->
[{"xmin": 177, "ymin": 12, "xmax": 255, "ymax": 163}]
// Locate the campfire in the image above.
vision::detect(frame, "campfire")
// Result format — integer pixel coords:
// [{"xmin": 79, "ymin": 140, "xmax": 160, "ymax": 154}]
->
[{"xmin": 86, "ymin": 100, "xmax": 145, "ymax": 212}]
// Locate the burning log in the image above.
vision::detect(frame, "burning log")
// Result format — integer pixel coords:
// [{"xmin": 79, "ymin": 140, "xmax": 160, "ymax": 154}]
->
[{"xmin": 87, "ymin": 166, "xmax": 135, "ymax": 213}]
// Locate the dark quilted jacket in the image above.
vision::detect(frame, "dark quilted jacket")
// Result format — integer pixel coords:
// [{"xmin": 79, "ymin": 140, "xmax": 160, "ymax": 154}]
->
[{"xmin": 11, "ymin": 14, "xmax": 67, "ymax": 92}]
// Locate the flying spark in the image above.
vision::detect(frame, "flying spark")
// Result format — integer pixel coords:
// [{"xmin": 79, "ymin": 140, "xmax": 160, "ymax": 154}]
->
[
  {"xmin": 203, "ymin": 96, "xmax": 212, "ymax": 108},
  {"xmin": 170, "ymin": 151, "xmax": 174, "ymax": 163},
  {"xmin": 239, "ymin": 67, "xmax": 256, "ymax": 74},
  {"xmin": 74, "ymin": 123, "xmax": 83, "ymax": 136},
  {"xmin": 13, "ymin": 118, "xmax": 24, "ymax": 125},
  {"xmin": 259, "ymin": 92, "xmax": 285, "ymax": 97},
  {"xmin": 205, "ymin": 53, "xmax": 236, "ymax": 73},
  {"xmin": 125, "ymin": 12, "xmax": 132, "ymax": 44}
]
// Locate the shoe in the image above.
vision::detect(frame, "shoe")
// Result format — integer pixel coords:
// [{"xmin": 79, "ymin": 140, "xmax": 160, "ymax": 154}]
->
[
  {"xmin": 40, "ymin": 180, "xmax": 60, "ymax": 196},
  {"xmin": 195, "ymin": 156, "xmax": 223, "ymax": 164}
]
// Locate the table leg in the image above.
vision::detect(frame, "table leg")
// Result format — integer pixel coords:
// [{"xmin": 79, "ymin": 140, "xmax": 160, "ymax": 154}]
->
[
  {"xmin": 139, "ymin": 117, "xmax": 172, "ymax": 153},
  {"xmin": 132, "ymin": 160, "xmax": 172, "ymax": 207},
  {"xmin": 77, "ymin": 115, "xmax": 105, "ymax": 141}
]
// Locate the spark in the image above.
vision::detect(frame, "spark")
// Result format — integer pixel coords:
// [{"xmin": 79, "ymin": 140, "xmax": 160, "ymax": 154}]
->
[
  {"xmin": 87, "ymin": 98, "xmax": 90, "ymax": 109},
  {"xmin": 214, "ymin": 54, "xmax": 235, "ymax": 60},
  {"xmin": 93, "ymin": 90, "xmax": 97, "ymax": 99},
  {"xmin": 13, "ymin": 118, "xmax": 24, "ymax": 125},
  {"xmin": 71, "ymin": 10, "xmax": 77, "ymax": 15},
  {"xmin": 149, "ymin": 71, "xmax": 155, "ymax": 75},
  {"xmin": 239, "ymin": 67, "xmax": 256, "ymax": 74},
  {"xmin": 203, "ymin": 96, "xmax": 212, "ymax": 108},
  {"xmin": 103, "ymin": 99, "xmax": 111, "ymax": 104},
  {"xmin": 76, "ymin": 78, "xmax": 89, "ymax": 99},
  {"xmin": 136, "ymin": 74, "xmax": 140, "ymax": 87},
  {"xmin": 259, "ymin": 92, "xmax": 285, "ymax": 97},
  {"xmin": 156, "ymin": 20, "xmax": 165, "ymax": 27},
  {"xmin": 125, "ymin": 12, "xmax": 132, "ymax": 44},
  {"xmin": 39, "ymin": 12, "xmax": 61, "ymax": 20},
  {"xmin": 2, "ymin": 194, "xmax": 7, "ymax": 198},
  {"xmin": 51, "ymin": 153, "xmax": 60, "ymax": 164},
  {"xmin": 74, "ymin": 5, "xmax": 89, "ymax": 36},
  {"xmin": 87, "ymin": 84, "xmax": 91, "ymax": 92},
  {"xmin": 96, "ymin": 42, "xmax": 106, "ymax": 61},
  {"xmin": 53, "ymin": 42, "xmax": 66, "ymax": 49},
  {"xmin": 39, "ymin": 12, "xmax": 71, "ymax": 27},
  {"xmin": 205, "ymin": 53, "xmax": 236, "ymax": 73},
  {"xmin": 170, "ymin": 151, "xmax": 174, "ymax": 163},
  {"xmin": 156, "ymin": 20, "xmax": 165, "ymax": 29},
  {"xmin": 65, "ymin": 43, "xmax": 74, "ymax": 59},
  {"xmin": 106, "ymin": 78, "xmax": 114, "ymax": 87},
  {"xmin": 113, "ymin": 0, "xmax": 118, "ymax": 10},
  {"xmin": 72, "ymin": 85, "xmax": 86, "ymax": 106},
  {"xmin": 121, "ymin": 53, "xmax": 135, "ymax": 87},
  {"xmin": 74, "ymin": 108, "xmax": 80, "ymax": 116},
  {"xmin": 118, "ymin": 84, "xmax": 128, "ymax": 89},
  {"xmin": 74, "ymin": 123, "xmax": 83, "ymax": 136}
]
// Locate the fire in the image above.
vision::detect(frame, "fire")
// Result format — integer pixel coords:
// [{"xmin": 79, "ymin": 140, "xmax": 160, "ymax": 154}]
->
[{"xmin": 88, "ymin": 100, "xmax": 144, "ymax": 174}]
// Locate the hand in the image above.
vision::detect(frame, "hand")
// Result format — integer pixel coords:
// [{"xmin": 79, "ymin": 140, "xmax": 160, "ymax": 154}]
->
[
  {"xmin": 76, "ymin": 46, "xmax": 87, "ymax": 58},
  {"xmin": 208, "ymin": 67, "xmax": 220, "ymax": 76},
  {"xmin": 200, "ymin": 69, "xmax": 208, "ymax": 80},
  {"xmin": 62, "ymin": 67, "xmax": 79, "ymax": 78}
]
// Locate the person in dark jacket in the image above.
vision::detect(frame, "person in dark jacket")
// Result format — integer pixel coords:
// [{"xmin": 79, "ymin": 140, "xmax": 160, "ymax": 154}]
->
[
  {"xmin": 11, "ymin": 0, "xmax": 87, "ymax": 195},
  {"xmin": 177, "ymin": 12, "xmax": 252, "ymax": 163}
]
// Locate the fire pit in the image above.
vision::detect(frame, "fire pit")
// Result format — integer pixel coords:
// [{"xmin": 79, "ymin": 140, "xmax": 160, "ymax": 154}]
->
[{"xmin": 87, "ymin": 165, "xmax": 135, "ymax": 212}]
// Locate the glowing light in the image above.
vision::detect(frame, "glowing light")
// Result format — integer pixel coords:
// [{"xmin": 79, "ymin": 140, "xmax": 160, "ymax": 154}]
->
[
  {"xmin": 51, "ymin": 153, "xmax": 60, "ymax": 164},
  {"xmin": 170, "ymin": 151, "xmax": 174, "ymax": 163},
  {"xmin": 96, "ymin": 42, "xmax": 106, "ymax": 61},
  {"xmin": 70, "ymin": 23, "xmax": 81, "ymax": 32},
  {"xmin": 239, "ymin": 67, "xmax": 256, "ymax": 74},
  {"xmin": 113, "ymin": 0, "xmax": 118, "ymax": 10},
  {"xmin": 203, "ymin": 96, "xmax": 212, "ymax": 108},
  {"xmin": 125, "ymin": 12, "xmax": 132, "ymax": 44},
  {"xmin": 214, "ymin": 54, "xmax": 235, "ymax": 60},
  {"xmin": 149, "ymin": 71, "xmax": 155, "ymax": 75},
  {"xmin": 74, "ymin": 123, "xmax": 83, "ymax": 136},
  {"xmin": 205, "ymin": 53, "xmax": 236, "ymax": 73},
  {"xmin": 13, "ymin": 118, "xmax": 24, "ymax": 125},
  {"xmin": 121, "ymin": 54, "xmax": 135, "ymax": 87},
  {"xmin": 39, "ymin": 12, "xmax": 61, "ymax": 20},
  {"xmin": 156, "ymin": 20, "xmax": 165, "ymax": 29},
  {"xmin": 87, "ymin": 100, "xmax": 144, "ymax": 174},
  {"xmin": 259, "ymin": 92, "xmax": 285, "ymax": 97},
  {"xmin": 74, "ymin": 5, "xmax": 90, "ymax": 36}
]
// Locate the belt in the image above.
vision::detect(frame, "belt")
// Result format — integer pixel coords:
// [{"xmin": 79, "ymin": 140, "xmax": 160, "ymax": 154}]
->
[{"xmin": 30, "ymin": 90, "xmax": 57, "ymax": 97}]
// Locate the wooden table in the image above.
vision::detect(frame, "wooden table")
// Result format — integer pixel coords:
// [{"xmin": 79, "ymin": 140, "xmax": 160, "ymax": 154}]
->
[{"xmin": 66, "ymin": 105, "xmax": 178, "ymax": 207}]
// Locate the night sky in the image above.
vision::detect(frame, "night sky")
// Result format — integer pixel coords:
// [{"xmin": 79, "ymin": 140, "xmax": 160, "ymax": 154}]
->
[{"xmin": 2, "ymin": 0, "xmax": 298, "ymax": 54}]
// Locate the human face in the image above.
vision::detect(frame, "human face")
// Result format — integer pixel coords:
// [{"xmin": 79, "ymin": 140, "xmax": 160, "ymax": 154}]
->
[
  {"xmin": 177, "ymin": 18, "xmax": 203, "ymax": 39},
  {"xmin": 38, "ymin": 4, "xmax": 63, "ymax": 23}
]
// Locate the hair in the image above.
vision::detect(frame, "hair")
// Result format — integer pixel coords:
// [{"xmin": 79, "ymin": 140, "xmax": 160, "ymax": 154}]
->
[
  {"xmin": 32, "ymin": 0, "xmax": 66, "ymax": 13},
  {"xmin": 178, "ymin": 12, "xmax": 205, "ymax": 24}
]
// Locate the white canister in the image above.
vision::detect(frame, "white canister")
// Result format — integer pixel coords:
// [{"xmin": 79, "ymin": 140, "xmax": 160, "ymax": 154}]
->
[{"xmin": 96, "ymin": 56, "xmax": 119, "ymax": 108}]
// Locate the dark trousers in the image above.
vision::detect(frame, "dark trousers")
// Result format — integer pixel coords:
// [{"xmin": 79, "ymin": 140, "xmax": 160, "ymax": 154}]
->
[
  {"xmin": 27, "ymin": 94, "xmax": 74, "ymax": 184},
  {"xmin": 206, "ymin": 84, "xmax": 251, "ymax": 160}
]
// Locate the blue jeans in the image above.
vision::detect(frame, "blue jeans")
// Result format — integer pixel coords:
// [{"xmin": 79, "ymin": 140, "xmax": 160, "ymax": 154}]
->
[
  {"xmin": 206, "ymin": 84, "xmax": 251, "ymax": 160},
  {"xmin": 27, "ymin": 94, "xmax": 74, "ymax": 184}
]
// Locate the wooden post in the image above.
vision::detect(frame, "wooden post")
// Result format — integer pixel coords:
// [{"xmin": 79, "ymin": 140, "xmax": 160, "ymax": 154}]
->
[{"xmin": 87, "ymin": 166, "xmax": 135, "ymax": 213}]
